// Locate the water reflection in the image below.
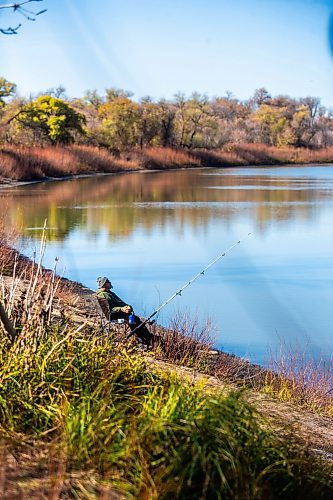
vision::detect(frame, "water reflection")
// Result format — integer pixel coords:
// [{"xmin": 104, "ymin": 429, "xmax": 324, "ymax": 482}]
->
[
  {"xmin": 1, "ymin": 166, "xmax": 333, "ymax": 242},
  {"xmin": 1, "ymin": 166, "xmax": 333, "ymax": 365}
]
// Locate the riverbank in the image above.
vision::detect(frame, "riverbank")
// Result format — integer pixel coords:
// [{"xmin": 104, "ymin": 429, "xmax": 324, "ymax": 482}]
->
[
  {"xmin": 1, "ymin": 214, "xmax": 332, "ymax": 416},
  {"xmin": 0, "ymin": 233, "xmax": 332, "ymax": 497},
  {"xmin": 1, "ymin": 144, "xmax": 333, "ymax": 185}
]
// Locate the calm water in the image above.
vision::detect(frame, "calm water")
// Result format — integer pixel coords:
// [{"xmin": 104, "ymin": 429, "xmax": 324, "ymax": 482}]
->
[{"xmin": 1, "ymin": 166, "xmax": 333, "ymax": 365}]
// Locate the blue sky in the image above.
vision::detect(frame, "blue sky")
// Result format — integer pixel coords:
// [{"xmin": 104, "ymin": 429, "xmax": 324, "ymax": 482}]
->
[{"xmin": 1, "ymin": 0, "xmax": 332, "ymax": 106}]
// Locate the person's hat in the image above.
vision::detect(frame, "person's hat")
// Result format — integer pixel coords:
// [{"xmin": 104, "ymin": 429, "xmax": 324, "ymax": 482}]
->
[{"xmin": 97, "ymin": 276, "xmax": 112, "ymax": 288}]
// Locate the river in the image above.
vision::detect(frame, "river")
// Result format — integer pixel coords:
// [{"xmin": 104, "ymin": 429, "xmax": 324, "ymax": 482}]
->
[{"xmin": 1, "ymin": 165, "xmax": 332, "ymax": 366}]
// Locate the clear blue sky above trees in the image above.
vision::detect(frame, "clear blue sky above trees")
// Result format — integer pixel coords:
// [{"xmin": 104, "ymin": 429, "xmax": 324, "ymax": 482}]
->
[{"xmin": 1, "ymin": 0, "xmax": 332, "ymax": 106}]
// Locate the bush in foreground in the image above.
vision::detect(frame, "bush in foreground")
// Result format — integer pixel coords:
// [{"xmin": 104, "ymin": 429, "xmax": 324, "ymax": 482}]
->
[{"xmin": 0, "ymin": 325, "xmax": 332, "ymax": 499}]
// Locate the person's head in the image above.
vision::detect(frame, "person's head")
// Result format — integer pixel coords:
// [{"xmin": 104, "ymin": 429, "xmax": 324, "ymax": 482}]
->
[{"xmin": 97, "ymin": 276, "xmax": 113, "ymax": 289}]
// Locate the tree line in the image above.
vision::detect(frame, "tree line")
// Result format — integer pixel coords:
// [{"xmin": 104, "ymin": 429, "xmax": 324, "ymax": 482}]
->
[{"xmin": 1, "ymin": 77, "xmax": 333, "ymax": 151}]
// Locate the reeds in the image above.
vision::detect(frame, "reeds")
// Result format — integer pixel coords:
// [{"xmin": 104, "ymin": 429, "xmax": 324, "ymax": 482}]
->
[
  {"xmin": 0, "ymin": 220, "xmax": 86, "ymax": 352},
  {"xmin": 0, "ymin": 145, "xmax": 139, "ymax": 181},
  {"xmin": 138, "ymin": 146, "xmax": 201, "ymax": 169},
  {"xmin": 2, "ymin": 144, "xmax": 333, "ymax": 183},
  {"xmin": 0, "ymin": 215, "xmax": 20, "ymax": 276},
  {"xmin": 154, "ymin": 310, "xmax": 215, "ymax": 368},
  {"xmin": 263, "ymin": 340, "xmax": 333, "ymax": 415}
]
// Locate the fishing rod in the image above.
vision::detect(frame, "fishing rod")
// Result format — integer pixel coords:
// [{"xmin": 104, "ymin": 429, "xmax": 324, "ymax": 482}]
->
[{"xmin": 128, "ymin": 232, "xmax": 252, "ymax": 338}]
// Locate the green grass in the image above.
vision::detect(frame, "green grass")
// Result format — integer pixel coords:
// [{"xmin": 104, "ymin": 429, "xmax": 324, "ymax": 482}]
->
[{"xmin": 0, "ymin": 325, "xmax": 332, "ymax": 499}]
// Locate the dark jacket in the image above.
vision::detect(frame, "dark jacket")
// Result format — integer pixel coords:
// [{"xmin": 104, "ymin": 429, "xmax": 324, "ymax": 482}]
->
[{"xmin": 96, "ymin": 288, "xmax": 129, "ymax": 313}]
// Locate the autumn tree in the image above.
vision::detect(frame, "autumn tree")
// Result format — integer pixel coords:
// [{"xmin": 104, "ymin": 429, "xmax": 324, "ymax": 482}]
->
[
  {"xmin": 252, "ymin": 96, "xmax": 298, "ymax": 146},
  {"xmin": 249, "ymin": 88, "xmax": 271, "ymax": 109},
  {"xmin": 212, "ymin": 94, "xmax": 252, "ymax": 145},
  {"xmin": 185, "ymin": 93, "xmax": 216, "ymax": 149},
  {"xmin": 315, "ymin": 112, "xmax": 333, "ymax": 147},
  {"xmin": 290, "ymin": 105, "xmax": 312, "ymax": 147},
  {"xmin": 252, "ymin": 95, "xmax": 328, "ymax": 147},
  {"xmin": 44, "ymin": 85, "xmax": 67, "ymax": 99},
  {"xmin": 105, "ymin": 87, "xmax": 134, "ymax": 102},
  {"xmin": 98, "ymin": 97, "xmax": 141, "ymax": 150},
  {"xmin": 0, "ymin": 77, "xmax": 16, "ymax": 109},
  {"xmin": 173, "ymin": 92, "xmax": 216, "ymax": 148},
  {"xmin": 68, "ymin": 90, "xmax": 105, "ymax": 146},
  {"xmin": 0, "ymin": 77, "xmax": 19, "ymax": 144},
  {"xmin": 157, "ymin": 99, "xmax": 176, "ymax": 147},
  {"xmin": 297, "ymin": 97, "xmax": 324, "ymax": 146},
  {"xmin": 14, "ymin": 95, "xmax": 86, "ymax": 144},
  {"xmin": 0, "ymin": 76, "xmax": 332, "ymax": 151},
  {"xmin": 83, "ymin": 89, "xmax": 104, "ymax": 110},
  {"xmin": 139, "ymin": 97, "xmax": 164, "ymax": 148}
]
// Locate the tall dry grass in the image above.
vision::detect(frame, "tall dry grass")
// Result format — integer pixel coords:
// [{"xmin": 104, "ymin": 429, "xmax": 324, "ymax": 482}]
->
[
  {"xmin": 0, "ymin": 219, "xmax": 82, "ymax": 327},
  {"xmin": 0, "ymin": 145, "xmax": 139, "ymax": 181},
  {"xmin": 2, "ymin": 144, "xmax": 333, "ymax": 183},
  {"xmin": 263, "ymin": 340, "xmax": 333, "ymax": 415},
  {"xmin": 138, "ymin": 146, "xmax": 201, "ymax": 169},
  {"xmin": 153, "ymin": 311, "xmax": 215, "ymax": 368},
  {"xmin": 195, "ymin": 143, "xmax": 333, "ymax": 167},
  {"xmin": 0, "ymin": 215, "xmax": 20, "ymax": 276},
  {"xmin": 0, "ymin": 221, "xmax": 71, "ymax": 346}
]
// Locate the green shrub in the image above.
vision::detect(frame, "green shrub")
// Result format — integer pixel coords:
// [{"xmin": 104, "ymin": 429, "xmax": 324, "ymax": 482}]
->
[{"xmin": 0, "ymin": 328, "xmax": 332, "ymax": 498}]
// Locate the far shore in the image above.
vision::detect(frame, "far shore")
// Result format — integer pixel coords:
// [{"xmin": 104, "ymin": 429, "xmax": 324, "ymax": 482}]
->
[
  {"xmin": 1, "ymin": 143, "xmax": 333, "ymax": 188},
  {"xmin": 0, "ymin": 169, "xmax": 140, "ymax": 189}
]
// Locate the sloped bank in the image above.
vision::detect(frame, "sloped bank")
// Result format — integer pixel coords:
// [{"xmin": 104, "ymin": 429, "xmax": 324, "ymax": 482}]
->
[{"xmin": 0, "ymin": 229, "xmax": 332, "ymax": 497}]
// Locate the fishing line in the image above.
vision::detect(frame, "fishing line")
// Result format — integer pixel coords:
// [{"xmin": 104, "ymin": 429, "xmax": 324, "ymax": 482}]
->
[{"xmin": 128, "ymin": 232, "xmax": 252, "ymax": 338}]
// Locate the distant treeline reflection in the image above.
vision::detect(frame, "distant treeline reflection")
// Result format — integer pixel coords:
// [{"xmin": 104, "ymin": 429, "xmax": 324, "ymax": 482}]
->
[{"xmin": 2, "ymin": 169, "xmax": 331, "ymax": 241}]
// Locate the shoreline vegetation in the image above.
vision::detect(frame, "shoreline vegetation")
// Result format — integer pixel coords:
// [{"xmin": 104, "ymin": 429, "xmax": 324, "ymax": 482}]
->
[
  {"xmin": 1, "ymin": 143, "xmax": 333, "ymax": 185},
  {"xmin": 0, "ymin": 225, "xmax": 332, "ymax": 497}
]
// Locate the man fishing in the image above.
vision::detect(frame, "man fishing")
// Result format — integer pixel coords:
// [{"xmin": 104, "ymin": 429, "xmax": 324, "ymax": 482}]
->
[{"xmin": 96, "ymin": 276, "xmax": 153, "ymax": 346}]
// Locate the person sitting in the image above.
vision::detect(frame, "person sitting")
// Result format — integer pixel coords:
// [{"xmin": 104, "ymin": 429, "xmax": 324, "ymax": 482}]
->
[{"xmin": 96, "ymin": 276, "xmax": 153, "ymax": 346}]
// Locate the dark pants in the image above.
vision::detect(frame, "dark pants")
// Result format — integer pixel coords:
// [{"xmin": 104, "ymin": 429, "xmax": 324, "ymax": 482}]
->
[{"xmin": 111, "ymin": 312, "xmax": 153, "ymax": 345}]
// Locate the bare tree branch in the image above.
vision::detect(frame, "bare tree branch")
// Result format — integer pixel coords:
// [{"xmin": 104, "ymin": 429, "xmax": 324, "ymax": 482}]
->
[
  {"xmin": 0, "ymin": 0, "xmax": 46, "ymax": 35},
  {"xmin": 0, "ymin": 24, "xmax": 21, "ymax": 35}
]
